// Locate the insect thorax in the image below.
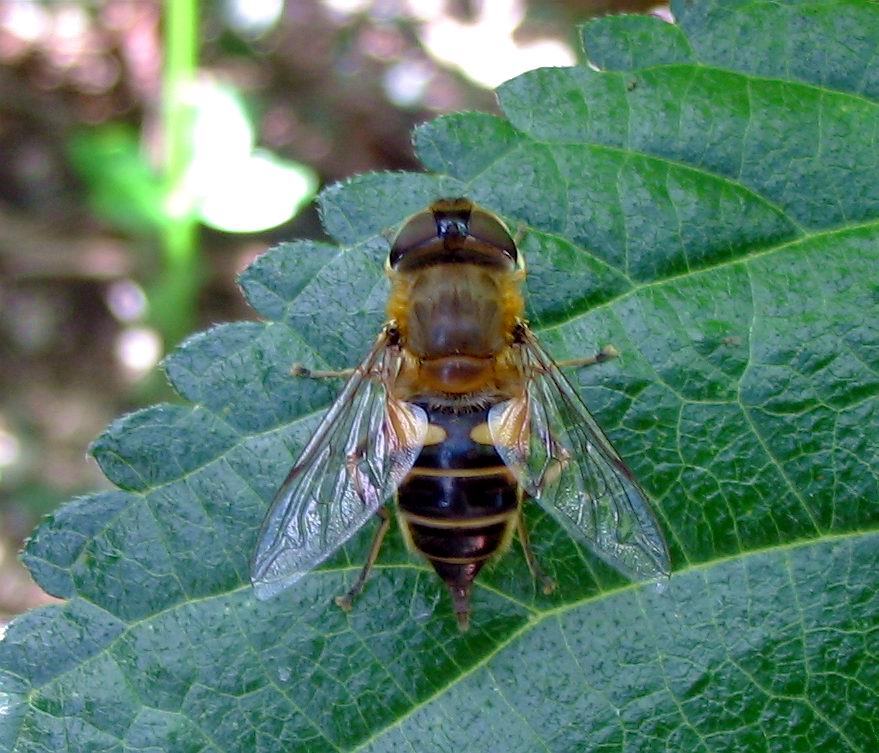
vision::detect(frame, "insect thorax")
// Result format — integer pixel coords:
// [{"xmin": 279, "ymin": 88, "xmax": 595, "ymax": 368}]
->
[{"xmin": 387, "ymin": 263, "xmax": 525, "ymax": 396}]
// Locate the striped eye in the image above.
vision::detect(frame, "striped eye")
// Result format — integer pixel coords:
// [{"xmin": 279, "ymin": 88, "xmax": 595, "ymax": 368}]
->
[
  {"xmin": 468, "ymin": 208, "xmax": 517, "ymax": 261},
  {"xmin": 389, "ymin": 210, "xmax": 438, "ymax": 267}
]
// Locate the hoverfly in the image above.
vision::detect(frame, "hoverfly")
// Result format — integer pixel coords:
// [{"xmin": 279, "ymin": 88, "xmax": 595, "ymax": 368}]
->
[{"xmin": 251, "ymin": 198, "xmax": 670, "ymax": 630}]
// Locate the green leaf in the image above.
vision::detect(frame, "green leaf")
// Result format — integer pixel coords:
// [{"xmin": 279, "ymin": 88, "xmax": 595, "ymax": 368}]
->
[{"xmin": 4, "ymin": 2, "xmax": 878, "ymax": 751}]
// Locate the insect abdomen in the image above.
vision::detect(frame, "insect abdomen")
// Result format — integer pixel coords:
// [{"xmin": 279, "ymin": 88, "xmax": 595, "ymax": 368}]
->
[{"xmin": 397, "ymin": 404, "xmax": 519, "ymax": 593}]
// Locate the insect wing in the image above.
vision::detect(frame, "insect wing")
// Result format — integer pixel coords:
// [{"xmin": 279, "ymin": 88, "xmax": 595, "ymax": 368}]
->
[
  {"xmin": 489, "ymin": 330, "xmax": 670, "ymax": 580},
  {"xmin": 251, "ymin": 337, "xmax": 427, "ymax": 600}
]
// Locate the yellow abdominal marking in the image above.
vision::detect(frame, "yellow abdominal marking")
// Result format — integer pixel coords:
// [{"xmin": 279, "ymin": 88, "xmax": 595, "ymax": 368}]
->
[
  {"xmin": 406, "ymin": 465, "xmax": 513, "ymax": 479},
  {"xmin": 399, "ymin": 510, "xmax": 516, "ymax": 529},
  {"xmin": 469, "ymin": 422, "xmax": 494, "ymax": 445},
  {"xmin": 423, "ymin": 424, "xmax": 447, "ymax": 445}
]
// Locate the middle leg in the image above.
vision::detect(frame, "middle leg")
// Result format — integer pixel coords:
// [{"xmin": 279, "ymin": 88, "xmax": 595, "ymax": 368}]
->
[
  {"xmin": 555, "ymin": 344, "xmax": 619, "ymax": 370},
  {"xmin": 291, "ymin": 364, "xmax": 356, "ymax": 379}
]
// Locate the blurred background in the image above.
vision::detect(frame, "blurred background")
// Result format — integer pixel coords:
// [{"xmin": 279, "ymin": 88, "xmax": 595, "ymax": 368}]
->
[{"xmin": 0, "ymin": 0, "xmax": 665, "ymax": 625}]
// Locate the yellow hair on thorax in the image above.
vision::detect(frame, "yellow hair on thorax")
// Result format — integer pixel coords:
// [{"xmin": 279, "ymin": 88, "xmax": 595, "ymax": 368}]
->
[{"xmin": 386, "ymin": 269, "xmax": 413, "ymax": 338}]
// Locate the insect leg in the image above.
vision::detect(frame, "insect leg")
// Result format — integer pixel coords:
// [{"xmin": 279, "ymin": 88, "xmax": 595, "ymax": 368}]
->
[
  {"xmin": 345, "ymin": 440, "xmax": 371, "ymax": 505},
  {"xmin": 516, "ymin": 510, "xmax": 556, "ymax": 595},
  {"xmin": 448, "ymin": 584, "xmax": 472, "ymax": 633},
  {"xmin": 555, "ymin": 344, "xmax": 619, "ymax": 370},
  {"xmin": 335, "ymin": 506, "xmax": 391, "ymax": 611},
  {"xmin": 290, "ymin": 364, "xmax": 357, "ymax": 379}
]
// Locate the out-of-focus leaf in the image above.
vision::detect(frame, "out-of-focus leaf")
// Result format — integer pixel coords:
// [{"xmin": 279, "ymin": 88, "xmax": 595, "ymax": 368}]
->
[
  {"xmin": 4, "ymin": 2, "xmax": 878, "ymax": 752},
  {"xmin": 186, "ymin": 82, "xmax": 318, "ymax": 232},
  {"xmin": 68, "ymin": 84, "xmax": 318, "ymax": 238},
  {"xmin": 67, "ymin": 125, "xmax": 166, "ymax": 235},
  {"xmin": 196, "ymin": 149, "xmax": 318, "ymax": 233}
]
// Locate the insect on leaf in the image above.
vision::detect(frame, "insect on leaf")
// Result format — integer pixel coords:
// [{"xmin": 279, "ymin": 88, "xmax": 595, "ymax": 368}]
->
[{"xmin": 4, "ymin": 2, "xmax": 879, "ymax": 752}]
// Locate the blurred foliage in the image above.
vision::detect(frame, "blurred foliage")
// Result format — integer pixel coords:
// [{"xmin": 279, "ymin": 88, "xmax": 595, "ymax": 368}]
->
[
  {"xmin": 0, "ymin": 0, "xmax": 660, "ymax": 619},
  {"xmin": 67, "ymin": 124, "xmax": 167, "ymax": 235}
]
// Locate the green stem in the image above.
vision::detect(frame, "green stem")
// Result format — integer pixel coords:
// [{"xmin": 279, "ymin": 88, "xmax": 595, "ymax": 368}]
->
[{"xmin": 152, "ymin": 0, "xmax": 200, "ymax": 345}]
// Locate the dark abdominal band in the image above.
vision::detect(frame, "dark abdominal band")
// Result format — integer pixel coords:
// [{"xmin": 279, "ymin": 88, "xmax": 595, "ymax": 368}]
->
[{"xmin": 396, "ymin": 404, "xmax": 520, "ymax": 587}]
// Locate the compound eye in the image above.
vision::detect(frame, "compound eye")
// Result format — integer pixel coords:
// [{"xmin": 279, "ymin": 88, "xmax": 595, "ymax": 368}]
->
[
  {"xmin": 390, "ymin": 210, "xmax": 438, "ymax": 267},
  {"xmin": 468, "ymin": 208, "xmax": 517, "ymax": 260}
]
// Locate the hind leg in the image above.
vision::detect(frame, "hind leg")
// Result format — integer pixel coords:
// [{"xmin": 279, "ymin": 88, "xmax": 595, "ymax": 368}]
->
[
  {"xmin": 516, "ymin": 511, "xmax": 556, "ymax": 595},
  {"xmin": 335, "ymin": 507, "xmax": 391, "ymax": 611}
]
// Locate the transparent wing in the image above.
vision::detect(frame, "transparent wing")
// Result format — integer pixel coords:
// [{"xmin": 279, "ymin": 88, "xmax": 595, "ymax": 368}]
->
[
  {"xmin": 251, "ymin": 332, "xmax": 427, "ymax": 600},
  {"xmin": 489, "ymin": 328, "xmax": 670, "ymax": 580}
]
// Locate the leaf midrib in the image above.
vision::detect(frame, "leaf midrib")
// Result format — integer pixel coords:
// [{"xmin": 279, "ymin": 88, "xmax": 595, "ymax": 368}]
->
[
  {"xmin": 345, "ymin": 528, "xmax": 877, "ymax": 753},
  {"xmin": 23, "ymin": 528, "xmax": 874, "ymax": 716},
  {"xmin": 531, "ymin": 57, "xmax": 879, "ymax": 117},
  {"xmin": 645, "ymin": 58, "xmax": 879, "ymax": 111},
  {"xmin": 537, "ymin": 217, "xmax": 879, "ymax": 335}
]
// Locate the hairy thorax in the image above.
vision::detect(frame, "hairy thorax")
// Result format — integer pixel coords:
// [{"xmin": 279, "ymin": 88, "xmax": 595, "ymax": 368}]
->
[{"xmin": 388, "ymin": 263, "xmax": 524, "ymax": 396}]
